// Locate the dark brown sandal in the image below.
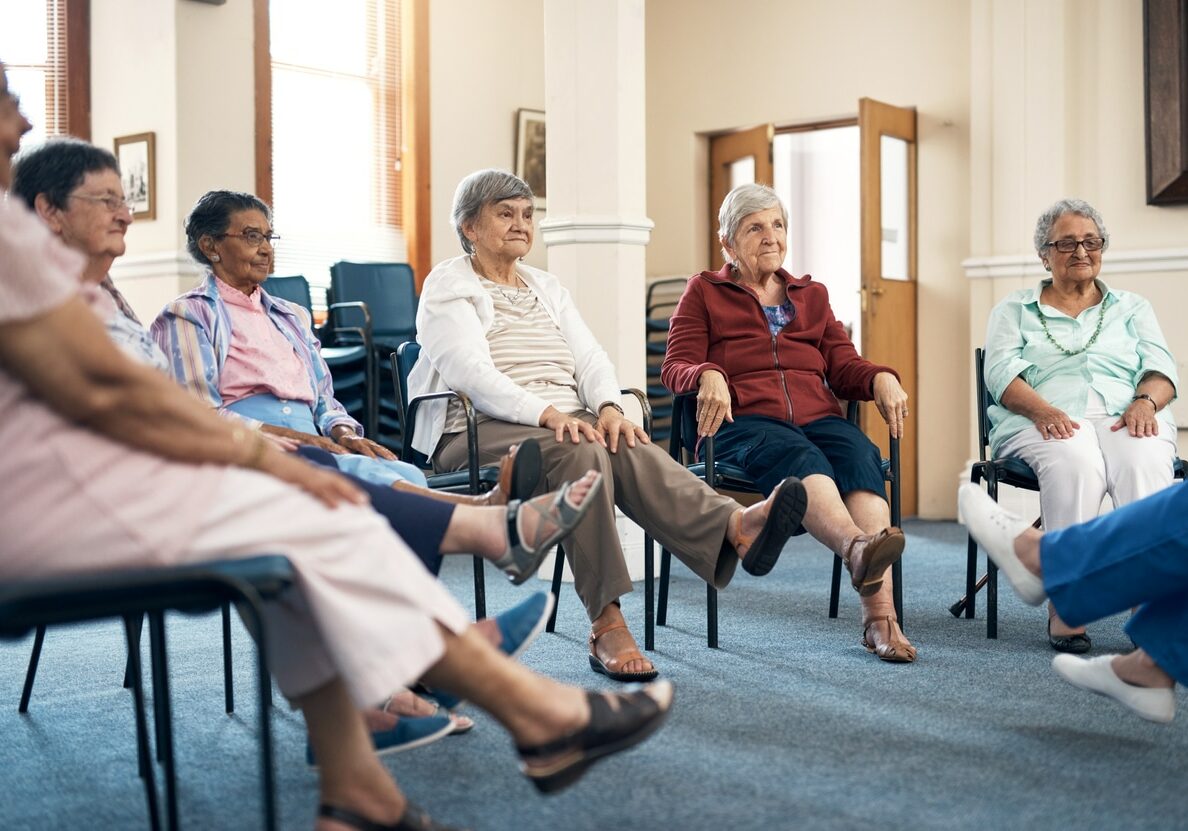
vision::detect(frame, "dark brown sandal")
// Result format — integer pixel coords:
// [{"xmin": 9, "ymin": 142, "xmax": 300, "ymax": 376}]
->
[
  {"xmin": 318, "ymin": 801, "xmax": 469, "ymax": 831},
  {"xmin": 588, "ymin": 621, "xmax": 658, "ymax": 682},
  {"xmin": 862, "ymin": 615, "xmax": 918, "ymax": 664},
  {"xmin": 517, "ymin": 680, "xmax": 674, "ymax": 794},
  {"xmin": 842, "ymin": 527, "xmax": 905, "ymax": 596}
]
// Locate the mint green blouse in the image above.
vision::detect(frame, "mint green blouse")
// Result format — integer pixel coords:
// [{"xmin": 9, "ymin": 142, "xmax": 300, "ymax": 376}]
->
[{"xmin": 983, "ymin": 278, "xmax": 1178, "ymax": 454}]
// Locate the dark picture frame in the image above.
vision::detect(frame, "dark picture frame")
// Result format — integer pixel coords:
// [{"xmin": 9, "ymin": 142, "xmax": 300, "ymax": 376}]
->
[
  {"xmin": 1144, "ymin": 0, "xmax": 1188, "ymax": 204},
  {"xmin": 114, "ymin": 132, "xmax": 156, "ymax": 220},
  {"xmin": 514, "ymin": 108, "xmax": 546, "ymax": 209}
]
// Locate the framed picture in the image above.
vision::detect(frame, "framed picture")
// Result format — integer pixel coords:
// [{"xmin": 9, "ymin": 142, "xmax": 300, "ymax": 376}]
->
[
  {"xmin": 514, "ymin": 108, "xmax": 547, "ymax": 209},
  {"xmin": 114, "ymin": 132, "xmax": 156, "ymax": 220}
]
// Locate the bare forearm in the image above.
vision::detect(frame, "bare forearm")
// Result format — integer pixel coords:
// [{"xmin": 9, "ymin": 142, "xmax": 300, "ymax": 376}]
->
[
  {"xmin": 1136, "ymin": 373, "xmax": 1176, "ymax": 411},
  {"xmin": 999, "ymin": 377, "xmax": 1051, "ymax": 419}
]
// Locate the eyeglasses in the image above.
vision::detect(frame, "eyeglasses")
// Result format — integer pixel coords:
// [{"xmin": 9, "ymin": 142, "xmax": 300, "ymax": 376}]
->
[
  {"xmin": 1044, "ymin": 237, "xmax": 1105, "ymax": 254},
  {"xmin": 69, "ymin": 193, "xmax": 134, "ymax": 213},
  {"xmin": 216, "ymin": 230, "xmax": 281, "ymax": 247}
]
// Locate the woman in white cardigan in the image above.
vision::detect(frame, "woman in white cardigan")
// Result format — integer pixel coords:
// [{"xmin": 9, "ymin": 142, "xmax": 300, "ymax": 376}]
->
[{"xmin": 410, "ymin": 169, "xmax": 815, "ymax": 682}]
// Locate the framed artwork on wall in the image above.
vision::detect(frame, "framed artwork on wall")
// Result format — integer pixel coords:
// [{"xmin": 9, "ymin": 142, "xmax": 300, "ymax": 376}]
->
[
  {"xmin": 514, "ymin": 108, "xmax": 546, "ymax": 209},
  {"xmin": 114, "ymin": 132, "xmax": 156, "ymax": 220}
]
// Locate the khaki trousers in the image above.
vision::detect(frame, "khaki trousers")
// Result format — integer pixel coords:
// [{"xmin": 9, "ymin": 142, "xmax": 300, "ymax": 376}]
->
[{"xmin": 436, "ymin": 411, "xmax": 740, "ymax": 619}]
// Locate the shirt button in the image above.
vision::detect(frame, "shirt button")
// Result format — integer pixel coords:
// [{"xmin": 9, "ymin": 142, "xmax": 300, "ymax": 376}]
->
[{"xmin": 281, "ymin": 405, "xmax": 292, "ymax": 414}]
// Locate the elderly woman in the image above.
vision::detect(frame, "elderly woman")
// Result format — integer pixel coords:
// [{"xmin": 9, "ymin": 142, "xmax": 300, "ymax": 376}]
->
[
  {"xmin": 982, "ymin": 197, "xmax": 1178, "ymax": 653},
  {"xmin": 662, "ymin": 183, "xmax": 914, "ymax": 664},
  {"xmin": 150, "ymin": 189, "xmax": 431, "ymax": 490},
  {"xmin": 0, "ymin": 63, "xmax": 669, "ymax": 830},
  {"xmin": 409, "ymin": 168, "xmax": 818, "ymax": 682}
]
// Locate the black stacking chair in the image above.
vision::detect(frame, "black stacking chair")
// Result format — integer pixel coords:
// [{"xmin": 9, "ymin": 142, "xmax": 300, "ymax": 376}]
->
[
  {"xmin": 659, "ymin": 393, "xmax": 901, "ymax": 648},
  {"xmin": 5, "ymin": 555, "xmax": 294, "ymax": 831},
  {"xmin": 953, "ymin": 347, "xmax": 1184, "ymax": 638},
  {"xmin": 330, "ymin": 262, "xmax": 418, "ymax": 449},
  {"xmin": 644, "ymin": 278, "xmax": 689, "ymax": 443},
  {"xmin": 262, "ymin": 274, "xmax": 376, "ymax": 437}
]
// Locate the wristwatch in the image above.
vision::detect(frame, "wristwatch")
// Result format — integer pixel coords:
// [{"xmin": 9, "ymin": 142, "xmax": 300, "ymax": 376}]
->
[
  {"xmin": 1132, "ymin": 393, "xmax": 1157, "ymax": 409},
  {"xmin": 598, "ymin": 401, "xmax": 625, "ymax": 416}
]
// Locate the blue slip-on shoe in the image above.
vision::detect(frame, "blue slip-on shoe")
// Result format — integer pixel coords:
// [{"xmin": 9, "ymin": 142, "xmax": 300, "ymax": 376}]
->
[
  {"xmin": 306, "ymin": 713, "xmax": 454, "ymax": 768},
  {"xmin": 416, "ymin": 592, "xmax": 557, "ymax": 711}
]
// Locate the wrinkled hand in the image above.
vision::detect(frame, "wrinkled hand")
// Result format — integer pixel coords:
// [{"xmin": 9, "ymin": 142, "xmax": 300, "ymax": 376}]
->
[
  {"xmin": 260, "ymin": 424, "xmax": 346, "ymax": 455},
  {"xmin": 336, "ymin": 433, "xmax": 398, "ymax": 460},
  {"xmin": 1111, "ymin": 399, "xmax": 1160, "ymax": 437},
  {"xmin": 696, "ymin": 370, "xmax": 733, "ymax": 437},
  {"xmin": 261, "ymin": 432, "xmax": 300, "ymax": 453},
  {"xmin": 1031, "ymin": 405, "xmax": 1079, "ymax": 440},
  {"xmin": 596, "ymin": 406, "xmax": 650, "ymax": 453},
  {"xmin": 540, "ymin": 407, "xmax": 604, "ymax": 446},
  {"xmin": 872, "ymin": 372, "xmax": 910, "ymax": 439},
  {"xmin": 257, "ymin": 448, "xmax": 367, "ymax": 508}
]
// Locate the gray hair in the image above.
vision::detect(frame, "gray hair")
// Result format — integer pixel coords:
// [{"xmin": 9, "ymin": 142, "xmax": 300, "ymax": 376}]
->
[
  {"xmin": 451, "ymin": 169, "xmax": 535, "ymax": 254},
  {"xmin": 1033, "ymin": 198, "xmax": 1109, "ymax": 256},
  {"xmin": 185, "ymin": 190, "xmax": 272, "ymax": 266},
  {"xmin": 718, "ymin": 183, "xmax": 788, "ymax": 263}
]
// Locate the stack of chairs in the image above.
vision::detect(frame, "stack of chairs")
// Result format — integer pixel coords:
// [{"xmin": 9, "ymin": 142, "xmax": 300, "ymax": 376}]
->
[
  {"xmin": 261, "ymin": 274, "xmax": 376, "ymax": 437},
  {"xmin": 329, "ymin": 262, "xmax": 419, "ymax": 452},
  {"xmin": 644, "ymin": 277, "xmax": 690, "ymax": 444}
]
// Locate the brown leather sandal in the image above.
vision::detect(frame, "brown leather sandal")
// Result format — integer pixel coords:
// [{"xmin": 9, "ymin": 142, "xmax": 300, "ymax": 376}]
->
[
  {"xmin": 318, "ymin": 802, "xmax": 469, "ymax": 831},
  {"xmin": 588, "ymin": 621, "xmax": 659, "ymax": 682},
  {"xmin": 862, "ymin": 615, "xmax": 918, "ymax": 663},
  {"xmin": 841, "ymin": 527, "xmax": 905, "ymax": 596}
]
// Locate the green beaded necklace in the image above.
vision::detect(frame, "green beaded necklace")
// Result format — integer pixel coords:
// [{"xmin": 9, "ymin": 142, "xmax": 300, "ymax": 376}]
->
[{"xmin": 1037, "ymin": 298, "xmax": 1107, "ymax": 356}]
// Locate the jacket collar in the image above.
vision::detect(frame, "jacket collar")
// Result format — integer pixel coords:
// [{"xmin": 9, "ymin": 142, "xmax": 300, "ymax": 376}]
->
[{"xmin": 699, "ymin": 263, "xmax": 813, "ymax": 289}]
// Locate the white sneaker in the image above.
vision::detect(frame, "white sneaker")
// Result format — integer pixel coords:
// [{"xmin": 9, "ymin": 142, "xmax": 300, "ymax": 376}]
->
[
  {"xmin": 1052, "ymin": 654, "xmax": 1176, "ymax": 724},
  {"xmin": 958, "ymin": 483, "xmax": 1046, "ymax": 605}
]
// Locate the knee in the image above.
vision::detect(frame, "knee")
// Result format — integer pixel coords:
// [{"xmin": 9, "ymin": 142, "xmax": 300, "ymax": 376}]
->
[
  {"xmin": 1043, "ymin": 448, "xmax": 1106, "ymax": 486},
  {"xmin": 557, "ymin": 439, "xmax": 612, "ymax": 475}
]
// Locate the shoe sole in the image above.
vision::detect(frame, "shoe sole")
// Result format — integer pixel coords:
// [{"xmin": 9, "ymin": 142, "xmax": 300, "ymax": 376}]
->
[
  {"xmin": 507, "ymin": 439, "xmax": 542, "ymax": 501},
  {"xmin": 1052, "ymin": 656, "xmax": 1176, "ymax": 724},
  {"xmin": 588, "ymin": 653, "xmax": 660, "ymax": 683},
  {"xmin": 742, "ymin": 477, "xmax": 808, "ymax": 576},
  {"xmin": 508, "ymin": 592, "xmax": 556, "ymax": 660},
  {"xmin": 852, "ymin": 531, "xmax": 905, "ymax": 597},
  {"xmin": 307, "ymin": 717, "xmax": 455, "ymax": 769}
]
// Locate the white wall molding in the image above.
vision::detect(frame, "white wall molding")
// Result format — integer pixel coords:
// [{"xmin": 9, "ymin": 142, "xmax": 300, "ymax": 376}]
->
[
  {"xmin": 109, "ymin": 250, "xmax": 204, "ymax": 282},
  {"xmin": 963, "ymin": 248, "xmax": 1188, "ymax": 280},
  {"xmin": 539, "ymin": 215, "xmax": 655, "ymax": 247}
]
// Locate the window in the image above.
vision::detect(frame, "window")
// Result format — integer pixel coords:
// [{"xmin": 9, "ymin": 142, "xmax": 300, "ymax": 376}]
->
[
  {"xmin": 265, "ymin": 0, "xmax": 404, "ymax": 307},
  {"xmin": 0, "ymin": 0, "xmax": 89, "ymax": 147}
]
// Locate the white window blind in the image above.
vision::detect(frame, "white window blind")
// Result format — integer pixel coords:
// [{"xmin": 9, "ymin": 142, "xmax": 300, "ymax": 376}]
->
[
  {"xmin": 1, "ymin": 0, "xmax": 70, "ymax": 148},
  {"xmin": 269, "ymin": 0, "xmax": 405, "ymax": 308}
]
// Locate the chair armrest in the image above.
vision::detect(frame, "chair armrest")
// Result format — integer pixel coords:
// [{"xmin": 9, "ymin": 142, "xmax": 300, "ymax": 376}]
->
[
  {"xmin": 327, "ymin": 301, "xmax": 373, "ymax": 350},
  {"xmin": 404, "ymin": 390, "xmax": 486, "ymax": 492},
  {"xmin": 620, "ymin": 387, "xmax": 653, "ymax": 437}
]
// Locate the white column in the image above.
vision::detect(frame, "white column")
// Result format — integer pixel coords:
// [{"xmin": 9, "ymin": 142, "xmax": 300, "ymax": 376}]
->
[{"xmin": 539, "ymin": 0, "xmax": 652, "ymax": 398}]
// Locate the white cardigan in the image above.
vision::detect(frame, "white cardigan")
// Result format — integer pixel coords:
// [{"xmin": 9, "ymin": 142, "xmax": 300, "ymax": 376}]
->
[{"xmin": 408, "ymin": 254, "xmax": 623, "ymax": 457}]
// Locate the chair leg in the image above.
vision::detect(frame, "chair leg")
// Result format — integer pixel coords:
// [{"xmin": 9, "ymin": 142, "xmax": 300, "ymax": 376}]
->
[
  {"xmin": 222, "ymin": 603, "xmax": 235, "ymax": 714},
  {"xmin": 892, "ymin": 560, "xmax": 904, "ymax": 628},
  {"xmin": 987, "ymin": 479, "xmax": 999, "ymax": 639},
  {"xmin": 124, "ymin": 616, "xmax": 161, "ymax": 831},
  {"xmin": 237, "ymin": 601, "xmax": 278, "ymax": 831},
  {"xmin": 828, "ymin": 555, "xmax": 842, "ymax": 618},
  {"xmin": 18, "ymin": 625, "xmax": 46, "ymax": 714},
  {"xmin": 472, "ymin": 555, "xmax": 487, "ymax": 621},
  {"xmin": 657, "ymin": 548, "xmax": 671, "ymax": 626},
  {"xmin": 124, "ymin": 613, "xmax": 145, "ymax": 689},
  {"xmin": 706, "ymin": 584, "xmax": 718, "ymax": 649},
  {"xmin": 644, "ymin": 534, "xmax": 654, "ymax": 651},
  {"xmin": 148, "ymin": 613, "xmax": 178, "ymax": 831},
  {"xmin": 546, "ymin": 544, "xmax": 564, "ymax": 634}
]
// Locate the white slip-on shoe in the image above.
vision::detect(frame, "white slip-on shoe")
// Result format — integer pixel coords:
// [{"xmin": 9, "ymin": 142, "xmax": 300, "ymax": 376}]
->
[
  {"xmin": 1052, "ymin": 654, "xmax": 1176, "ymax": 724},
  {"xmin": 958, "ymin": 483, "xmax": 1047, "ymax": 605}
]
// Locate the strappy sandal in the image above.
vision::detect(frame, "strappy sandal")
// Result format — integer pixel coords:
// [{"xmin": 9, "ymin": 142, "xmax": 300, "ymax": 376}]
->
[
  {"xmin": 588, "ymin": 621, "xmax": 659, "ymax": 682},
  {"xmin": 517, "ymin": 680, "xmax": 674, "ymax": 794},
  {"xmin": 862, "ymin": 615, "xmax": 918, "ymax": 663},
  {"xmin": 493, "ymin": 472, "xmax": 603, "ymax": 585},
  {"xmin": 498, "ymin": 439, "xmax": 542, "ymax": 502},
  {"xmin": 318, "ymin": 802, "xmax": 468, "ymax": 831},
  {"xmin": 734, "ymin": 476, "xmax": 808, "ymax": 576},
  {"xmin": 841, "ymin": 527, "xmax": 905, "ymax": 596}
]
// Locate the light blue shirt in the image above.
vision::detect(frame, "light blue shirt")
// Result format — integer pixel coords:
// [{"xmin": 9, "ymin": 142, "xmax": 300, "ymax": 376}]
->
[{"xmin": 983, "ymin": 278, "xmax": 1178, "ymax": 454}]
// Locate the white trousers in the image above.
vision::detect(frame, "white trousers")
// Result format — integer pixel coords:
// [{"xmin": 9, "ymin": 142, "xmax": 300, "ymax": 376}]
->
[{"xmin": 998, "ymin": 413, "xmax": 1176, "ymax": 531}]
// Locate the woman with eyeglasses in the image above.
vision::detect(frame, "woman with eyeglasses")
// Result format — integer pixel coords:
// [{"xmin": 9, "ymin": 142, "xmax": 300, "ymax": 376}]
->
[
  {"xmin": 982, "ymin": 197, "xmax": 1178, "ymax": 654},
  {"xmin": 150, "ymin": 189, "xmax": 437, "ymax": 490}
]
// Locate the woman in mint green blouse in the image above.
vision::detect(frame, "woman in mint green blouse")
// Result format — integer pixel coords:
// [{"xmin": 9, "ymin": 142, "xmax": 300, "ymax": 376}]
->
[{"xmin": 983, "ymin": 198, "xmax": 1178, "ymax": 654}]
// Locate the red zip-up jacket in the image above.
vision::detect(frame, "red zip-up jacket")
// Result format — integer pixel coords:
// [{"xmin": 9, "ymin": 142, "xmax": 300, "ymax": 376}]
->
[{"xmin": 661, "ymin": 264, "xmax": 898, "ymax": 427}]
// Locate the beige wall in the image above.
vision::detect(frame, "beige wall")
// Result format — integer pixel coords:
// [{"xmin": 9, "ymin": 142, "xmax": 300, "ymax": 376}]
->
[
  {"xmin": 428, "ymin": 0, "xmax": 546, "ymax": 271},
  {"xmin": 645, "ymin": 0, "xmax": 972, "ymax": 517}
]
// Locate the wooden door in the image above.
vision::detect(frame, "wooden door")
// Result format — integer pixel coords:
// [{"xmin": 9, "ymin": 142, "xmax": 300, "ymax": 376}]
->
[
  {"xmin": 859, "ymin": 97, "xmax": 918, "ymax": 516},
  {"xmin": 708, "ymin": 124, "xmax": 773, "ymax": 269}
]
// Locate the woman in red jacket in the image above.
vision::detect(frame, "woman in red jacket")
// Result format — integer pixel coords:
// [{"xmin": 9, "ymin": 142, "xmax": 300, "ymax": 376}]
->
[{"xmin": 662, "ymin": 183, "xmax": 915, "ymax": 663}]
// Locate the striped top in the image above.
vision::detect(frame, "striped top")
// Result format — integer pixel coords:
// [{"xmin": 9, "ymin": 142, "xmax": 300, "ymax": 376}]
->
[{"xmin": 443, "ymin": 279, "xmax": 585, "ymax": 433}]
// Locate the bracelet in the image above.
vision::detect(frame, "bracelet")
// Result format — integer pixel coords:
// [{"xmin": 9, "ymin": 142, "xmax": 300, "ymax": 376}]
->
[{"xmin": 1132, "ymin": 393, "xmax": 1157, "ymax": 410}]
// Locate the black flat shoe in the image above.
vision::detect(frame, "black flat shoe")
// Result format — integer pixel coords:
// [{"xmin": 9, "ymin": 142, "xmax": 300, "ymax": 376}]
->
[
  {"xmin": 318, "ymin": 802, "xmax": 468, "ymax": 831},
  {"xmin": 517, "ymin": 680, "xmax": 674, "ymax": 794},
  {"xmin": 738, "ymin": 476, "xmax": 808, "ymax": 576},
  {"xmin": 1048, "ymin": 619, "xmax": 1091, "ymax": 654}
]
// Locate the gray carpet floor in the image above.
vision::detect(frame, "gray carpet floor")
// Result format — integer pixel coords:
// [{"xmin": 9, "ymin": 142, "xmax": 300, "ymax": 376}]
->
[{"xmin": 1, "ymin": 519, "xmax": 1184, "ymax": 830}]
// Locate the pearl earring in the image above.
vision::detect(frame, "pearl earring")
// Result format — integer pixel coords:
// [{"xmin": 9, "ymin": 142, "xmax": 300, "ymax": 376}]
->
[{"xmin": 211, "ymin": 254, "xmax": 221, "ymax": 262}]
